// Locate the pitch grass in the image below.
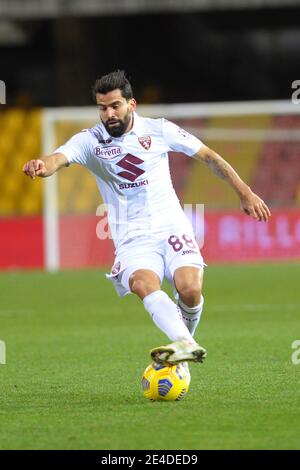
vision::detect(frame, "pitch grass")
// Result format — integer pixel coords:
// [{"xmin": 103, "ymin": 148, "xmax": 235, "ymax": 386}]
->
[{"xmin": 0, "ymin": 263, "xmax": 299, "ymax": 450}]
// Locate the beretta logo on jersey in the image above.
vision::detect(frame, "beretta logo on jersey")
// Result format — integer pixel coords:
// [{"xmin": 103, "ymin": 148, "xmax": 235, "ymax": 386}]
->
[
  {"xmin": 94, "ymin": 146, "xmax": 121, "ymax": 159},
  {"xmin": 138, "ymin": 136, "xmax": 151, "ymax": 150}
]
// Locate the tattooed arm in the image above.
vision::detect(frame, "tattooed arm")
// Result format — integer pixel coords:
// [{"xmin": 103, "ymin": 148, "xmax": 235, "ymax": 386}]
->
[{"xmin": 193, "ymin": 144, "xmax": 271, "ymax": 222}]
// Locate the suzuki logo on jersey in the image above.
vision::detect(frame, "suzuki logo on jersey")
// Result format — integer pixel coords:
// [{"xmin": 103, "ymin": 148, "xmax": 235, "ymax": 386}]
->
[
  {"xmin": 95, "ymin": 146, "xmax": 121, "ymax": 159},
  {"xmin": 138, "ymin": 136, "xmax": 151, "ymax": 150},
  {"xmin": 116, "ymin": 154, "xmax": 145, "ymax": 182}
]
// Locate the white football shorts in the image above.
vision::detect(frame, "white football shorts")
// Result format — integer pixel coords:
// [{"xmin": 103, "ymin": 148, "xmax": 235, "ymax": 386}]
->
[{"xmin": 106, "ymin": 231, "xmax": 205, "ymax": 297}]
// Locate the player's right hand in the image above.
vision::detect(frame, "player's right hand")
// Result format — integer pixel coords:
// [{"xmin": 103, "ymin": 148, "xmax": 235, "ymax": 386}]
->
[{"xmin": 23, "ymin": 159, "xmax": 47, "ymax": 179}]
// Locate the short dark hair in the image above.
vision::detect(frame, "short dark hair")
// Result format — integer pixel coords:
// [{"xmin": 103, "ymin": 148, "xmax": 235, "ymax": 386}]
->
[{"xmin": 92, "ymin": 70, "xmax": 133, "ymax": 101}]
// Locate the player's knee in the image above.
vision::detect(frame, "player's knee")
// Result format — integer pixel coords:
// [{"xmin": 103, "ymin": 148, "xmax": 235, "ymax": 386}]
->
[
  {"xmin": 130, "ymin": 278, "xmax": 146, "ymax": 296},
  {"xmin": 178, "ymin": 283, "xmax": 202, "ymax": 307},
  {"xmin": 129, "ymin": 277, "xmax": 158, "ymax": 299}
]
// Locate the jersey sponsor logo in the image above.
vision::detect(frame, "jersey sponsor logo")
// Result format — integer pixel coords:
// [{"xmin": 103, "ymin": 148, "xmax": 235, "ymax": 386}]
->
[
  {"xmin": 181, "ymin": 249, "xmax": 198, "ymax": 256},
  {"xmin": 138, "ymin": 135, "xmax": 151, "ymax": 150},
  {"xmin": 116, "ymin": 154, "xmax": 145, "ymax": 182},
  {"xmin": 95, "ymin": 146, "xmax": 121, "ymax": 159},
  {"xmin": 118, "ymin": 179, "xmax": 149, "ymax": 190}
]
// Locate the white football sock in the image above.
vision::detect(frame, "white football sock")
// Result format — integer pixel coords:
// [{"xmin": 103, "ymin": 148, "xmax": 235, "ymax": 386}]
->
[
  {"xmin": 178, "ymin": 295, "xmax": 204, "ymax": 336},
  {"xmin": 143, "ymin": 290, "xmax": 196, "ymax": 343}
]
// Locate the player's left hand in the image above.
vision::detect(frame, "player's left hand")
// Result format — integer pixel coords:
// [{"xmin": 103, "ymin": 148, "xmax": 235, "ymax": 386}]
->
[{"xmin": 240, "ymin": 191, "xmax": 271, "ymax": 222}]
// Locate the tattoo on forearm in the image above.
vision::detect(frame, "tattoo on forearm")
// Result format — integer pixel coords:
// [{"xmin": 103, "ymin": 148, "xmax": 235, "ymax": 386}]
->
[{"xmin": 206, "ymin": 156, "xmax": 231, "ymax": 180}]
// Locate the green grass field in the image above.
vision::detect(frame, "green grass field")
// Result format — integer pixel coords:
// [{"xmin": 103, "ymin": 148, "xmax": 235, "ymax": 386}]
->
[{"xmin": 0, "ymin": 263, "xmax": 299, "ymax": 450}]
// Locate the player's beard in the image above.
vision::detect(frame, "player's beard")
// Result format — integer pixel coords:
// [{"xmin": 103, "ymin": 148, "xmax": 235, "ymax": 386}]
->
[{"xmin": 103, "ymin": 110, "xmax": 132, "ymax": 137}]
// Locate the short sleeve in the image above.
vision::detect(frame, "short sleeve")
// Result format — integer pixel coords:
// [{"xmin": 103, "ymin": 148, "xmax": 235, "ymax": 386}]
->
[
  {"xmin": 54, "ymin": 130, "xmax": 92, "ymax": 166},
  {"xmin": 162, "ymin": 119, "xmax": 203, "ymax": 156}
]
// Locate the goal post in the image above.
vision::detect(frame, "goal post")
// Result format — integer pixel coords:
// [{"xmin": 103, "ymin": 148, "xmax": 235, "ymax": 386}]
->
[{"xmin": 42, "ymin": 100, "xmax": 300, "ymax": 271}]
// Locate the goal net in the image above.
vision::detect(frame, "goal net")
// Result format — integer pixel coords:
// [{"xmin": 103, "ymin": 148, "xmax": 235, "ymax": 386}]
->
[{"xmin": 42, "ymin": 100, "xmax": 300, "ymax": 271}]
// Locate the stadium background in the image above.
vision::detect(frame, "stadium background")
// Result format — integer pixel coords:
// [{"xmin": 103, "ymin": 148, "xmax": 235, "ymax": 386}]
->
[
  {"xmin": 1, "ymin": 0, "xmax": 300, "ymax": 269},
  {"xmin": 0, "ymin": 0, "xmax": 300, "ymax": 451}
]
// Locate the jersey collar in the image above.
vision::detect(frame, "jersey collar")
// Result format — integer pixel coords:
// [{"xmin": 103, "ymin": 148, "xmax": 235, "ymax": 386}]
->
[{"xmin": 128, "ymin": 112, "xmax": 143, "ymax": 136}]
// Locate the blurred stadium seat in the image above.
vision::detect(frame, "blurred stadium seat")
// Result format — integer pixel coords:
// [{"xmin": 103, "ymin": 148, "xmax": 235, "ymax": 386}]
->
[
  {"xmin": 252, "ymin": 116, "xmax": 300, "ymax": 207},
  {"xmin": 1, "ymin": 108, "xmax": 300, "ymax": 219},
  {"xmin": 0, "ymin": 108, "xmax": 42, "ymax": 215}
]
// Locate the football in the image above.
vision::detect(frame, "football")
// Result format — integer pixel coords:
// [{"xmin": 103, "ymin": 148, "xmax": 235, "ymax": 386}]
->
[{"xmin": 141, "ymin": 362, "xmax": 191, "ymax": 401}]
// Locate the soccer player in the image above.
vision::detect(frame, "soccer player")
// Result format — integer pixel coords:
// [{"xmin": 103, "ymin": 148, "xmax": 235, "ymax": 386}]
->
[{"xmin": 23, "ymin": 70, "xmax": 271, "ymax": 365}]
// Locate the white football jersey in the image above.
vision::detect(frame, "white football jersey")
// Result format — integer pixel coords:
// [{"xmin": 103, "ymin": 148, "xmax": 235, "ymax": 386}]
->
[{"xmin": 55, "ymin": 112, "xmax": 203, "ymax": 249}]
